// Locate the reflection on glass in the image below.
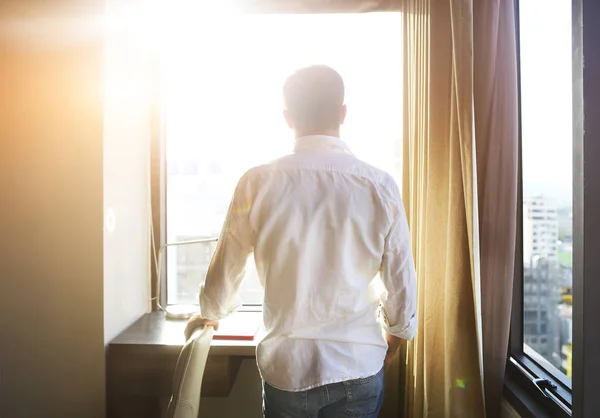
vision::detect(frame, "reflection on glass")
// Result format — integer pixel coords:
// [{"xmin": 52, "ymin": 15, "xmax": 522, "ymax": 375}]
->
[
  {"xmin": 163, "ymin": 13, "xmax": 403, "ymax": 306},
  {"xmin": 519, "ymin": 0, "xmax": 572, "ymax": 379}
]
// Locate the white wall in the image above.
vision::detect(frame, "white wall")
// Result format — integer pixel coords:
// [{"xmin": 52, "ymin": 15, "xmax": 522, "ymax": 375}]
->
[
  {"xmin": 0, "ymin": 2, "xmax": 106, "ymax": 417},
  {"xmin": 103, "ymin": 0, "xmax": 152, "ymax": 344},
  {"xmin": 0, "ymin": 3, "xmax": 153, "ymax": 417}
]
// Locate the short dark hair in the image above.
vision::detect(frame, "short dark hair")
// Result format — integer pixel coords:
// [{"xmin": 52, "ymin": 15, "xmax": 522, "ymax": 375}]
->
[{"xmin": 283, "ymin": 65, "xmax": 345, "ymax": 134}]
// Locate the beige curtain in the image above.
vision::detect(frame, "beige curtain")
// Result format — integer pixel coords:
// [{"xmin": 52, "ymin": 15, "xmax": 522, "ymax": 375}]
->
[
  {"xmin": 473, "ymin": 1, "xmax": 519, "ymax": 418},
  {"xmin": 382, "ymin": 0, "xmax": 487, "ymax": 416}
]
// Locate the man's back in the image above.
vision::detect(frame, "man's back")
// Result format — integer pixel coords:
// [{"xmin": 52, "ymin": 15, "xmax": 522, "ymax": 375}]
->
[{"xmin": 236, "ymin": 135, "xmax": 415, "ymax": 390}]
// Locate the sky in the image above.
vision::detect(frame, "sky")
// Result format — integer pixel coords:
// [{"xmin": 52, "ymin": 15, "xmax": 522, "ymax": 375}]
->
[
  {"xmin": 519, "ymin": 0, "xmax": 573, "ymax": 206},
  {"xmin": 163, "ymin": 13, "xmax": 403, "ymax": 191}
]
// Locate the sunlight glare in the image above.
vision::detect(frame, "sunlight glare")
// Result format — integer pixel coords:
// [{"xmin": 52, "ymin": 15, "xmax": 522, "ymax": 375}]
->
[
  {"xmin": 163, "ymin": 13, "xmax": 402, "ymax": 175},
  {"xmin": 163, "ymin": 11, "xmax": 403, "ymax": 304}
]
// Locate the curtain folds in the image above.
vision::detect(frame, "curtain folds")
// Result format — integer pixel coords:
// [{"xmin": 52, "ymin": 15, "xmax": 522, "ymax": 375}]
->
[
  {"xmin": 473, "ymin": 2, "xmax": 519, "ymax": 417},
  {"xmin": 391, "ymin": 0, "xmax": 518, "ymax": 416},
  {"xmin": 394, "ymin": 0, "xmax": 486, "ymax": 416}
]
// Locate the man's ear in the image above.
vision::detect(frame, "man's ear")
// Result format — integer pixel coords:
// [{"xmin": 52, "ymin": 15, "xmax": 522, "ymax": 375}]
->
[
  {"xmin": 283, "ymin": 109, "xmax": 294, "ymax": 129},
  {"xmin": 340, "ymin": 104, "xmax": 347, "ymax": 125}
]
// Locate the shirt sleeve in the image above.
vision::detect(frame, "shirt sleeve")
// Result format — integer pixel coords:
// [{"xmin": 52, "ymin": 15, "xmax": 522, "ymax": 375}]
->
[
  {"xmin": 199, "ymin": 172, "xmax": 255, "ymax": 320},
  {"xmin": 378, "ymin": 184, "xmax": 418, "ymax": 340}
]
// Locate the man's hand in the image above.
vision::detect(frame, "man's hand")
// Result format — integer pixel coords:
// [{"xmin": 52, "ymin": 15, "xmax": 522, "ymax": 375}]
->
[
  {"xmin": 384, "ymin": 351, "xmax": 395, "ymax": 373},
  {"xmin": 383, "ymin": 332, "xmax": 402, "ymax": 373},
  {"xmin": 184, "ymin": 314, "xmax": 220, "ymax": 341}
]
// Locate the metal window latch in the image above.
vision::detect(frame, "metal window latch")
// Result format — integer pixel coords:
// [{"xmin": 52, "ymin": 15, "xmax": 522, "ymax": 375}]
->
[{"xmin": 532, "ymin": 378, "xmax": 558, "ymax": 398}]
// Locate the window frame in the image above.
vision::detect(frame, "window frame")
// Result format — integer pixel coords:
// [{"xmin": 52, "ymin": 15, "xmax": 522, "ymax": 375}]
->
[
  {"xmin": 571, "ymin": 0, "xmax": 600, "ymax": 416},
  {"xmin": 150, "ymin": 58, "xmax": 167, "ymax": 312},
  {"xmin": 507, "ymin": 0, "xmax": 600, "ymax": 417},
  {"xmin": 508, "ymin": 0, "xmax": 573, "ymax": 414}
]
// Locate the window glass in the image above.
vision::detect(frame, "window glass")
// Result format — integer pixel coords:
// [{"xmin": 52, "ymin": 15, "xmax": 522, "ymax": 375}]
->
[
  {"xmin": 163, "ymin": 13, "xmax": 403, "ymax": 305},
  {"xmin": 519, "ymin": 0, "xmax": 572, "ymax": 379}
]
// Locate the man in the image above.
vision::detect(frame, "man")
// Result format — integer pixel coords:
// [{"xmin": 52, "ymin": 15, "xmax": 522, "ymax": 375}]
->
[{"xmin": 185, "ymin": 65, "xmax": 417, "ymax": 418}]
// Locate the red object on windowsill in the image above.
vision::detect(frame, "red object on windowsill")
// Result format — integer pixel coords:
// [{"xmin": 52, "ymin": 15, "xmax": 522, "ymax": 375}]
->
[
  {"xmin": 212, "ymin": 311, "xmax": 262, "ymax": 340},
  {"xmin": 213, "ymin": 331, "xmax": 258, "ymax": 340}
]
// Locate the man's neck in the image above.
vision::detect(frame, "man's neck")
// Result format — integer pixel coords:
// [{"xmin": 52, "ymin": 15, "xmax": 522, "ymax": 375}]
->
[{"xmin": 295, "ymin": 129, "xmax": 340, "ymax": 139}]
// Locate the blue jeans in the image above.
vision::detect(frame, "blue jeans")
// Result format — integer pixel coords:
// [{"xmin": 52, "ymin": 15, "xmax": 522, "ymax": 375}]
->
[{"xmin": 263, "ymin": 368, "xmax": 385, "ymax": 418}]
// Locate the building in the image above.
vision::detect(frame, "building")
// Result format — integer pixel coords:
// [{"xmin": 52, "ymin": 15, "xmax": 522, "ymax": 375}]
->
[
  {"xmin": 522, "ymin": 195, "xmax": 563, "ymax": 369},
  {"xmin": 558, "ymin": 207, "xmax": 573, "ymax": 240},
  {"xmin": 559, "ymin": 287, "xmax": 573, "ymax": 377},
  {"xmin": 523, "ymin": 195, "xmax": 559, "ymax": 267}
]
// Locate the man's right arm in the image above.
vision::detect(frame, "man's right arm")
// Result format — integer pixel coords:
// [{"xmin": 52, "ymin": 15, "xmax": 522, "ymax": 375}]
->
[{"xmin": 379, "ymin": 184, "xmax": 418, "ymax": 367}]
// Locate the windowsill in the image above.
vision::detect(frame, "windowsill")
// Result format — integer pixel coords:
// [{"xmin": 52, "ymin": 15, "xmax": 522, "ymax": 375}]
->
[
  {"xmin": 109, "ymin": 310, "xmax": 264, "ymax": 356},
  {"xmin": 504, "ymin": 374, "xmax": 553, "ymax": 418},
  {"xmin": 504, "ymin": 357, "xmax": 571, "ymax": 418}
]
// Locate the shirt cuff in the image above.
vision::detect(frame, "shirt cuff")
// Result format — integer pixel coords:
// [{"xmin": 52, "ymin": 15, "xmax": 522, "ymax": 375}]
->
[
  {"xmin": 199, "ymin": 284, "xmax": 242, "ymax": 320},
  {"xmin": 378, "ymin": 305, "xmax": 418, "ymax": 341}
]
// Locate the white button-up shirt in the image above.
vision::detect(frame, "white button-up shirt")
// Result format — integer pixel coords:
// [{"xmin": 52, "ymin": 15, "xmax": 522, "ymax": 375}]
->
[{"xmin": 200, "ymin": 135, "xmax": 417, "ymax": 391}]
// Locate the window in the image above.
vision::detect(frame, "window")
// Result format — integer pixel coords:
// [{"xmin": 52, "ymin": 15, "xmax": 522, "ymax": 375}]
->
[
  {"xmin": 509, "ymin": 0, "xmax": 574, "ymax": 414},
  {"xmin": 519, "ymin": 0, "xmax": 572, "ymax": 377},
  {"xmin": 160, "ymin": 12, "xmax": 402, "ymax": 307}
]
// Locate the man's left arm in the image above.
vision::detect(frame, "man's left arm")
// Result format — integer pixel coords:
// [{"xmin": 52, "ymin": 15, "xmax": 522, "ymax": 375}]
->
[{"xmin": 198, "ymin": 172, "xmax": 255, "ymax": 321}]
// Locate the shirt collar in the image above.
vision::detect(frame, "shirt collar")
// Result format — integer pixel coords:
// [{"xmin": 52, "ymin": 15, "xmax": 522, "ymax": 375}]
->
[{"xmin": 293, "ymin": 135, "xmax": 353, "ymax": 154}]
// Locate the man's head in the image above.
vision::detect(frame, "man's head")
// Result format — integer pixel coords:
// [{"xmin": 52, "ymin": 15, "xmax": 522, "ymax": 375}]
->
[{"xmin": 282, "ymin": 65, "xmax": 346, "ymax": 137}]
